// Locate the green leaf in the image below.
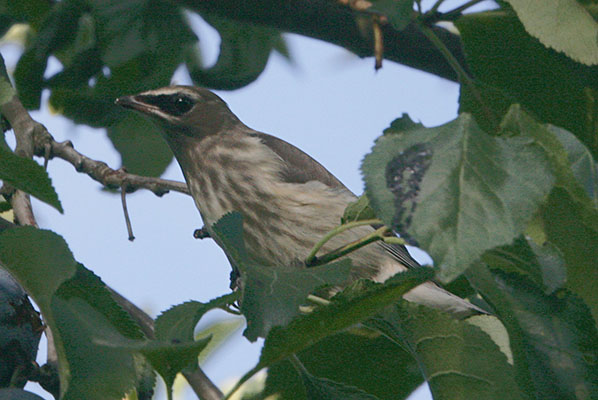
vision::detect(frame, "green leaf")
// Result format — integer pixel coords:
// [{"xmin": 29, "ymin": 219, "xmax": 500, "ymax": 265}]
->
[
  {"xmin": 107, "ymin": 112, "xmax": 173, "ymax": 176},
  {"xmin": 540, "ymin": 187, "xmax": 598, "ymax": 330},
  {"xmin": 263, "ymin": 332, "xmax": 422, "ymax": 400},
  {"xmin": 210, "ymin": 212, "xmax": 353, "ymax": 341},
  {"xmin": 483, "ymin": 236, "xmax": 566, "ymax": 295},
  {"xmin": 498, "ymin": 106, "xmax": 598, "ymax": 324},
  {"xmin": 98, "ymin": 335, "xmax": 211, "ymax": 393},
  {"xmin": 0, "ymin": 388, "xmax": 47, "ymax": 400},
  {"xmin": 90, "ymin": 0, "xmax": 196, "ymax": 68},
  {"xmin": 549, "ymin": 124, "xmax": 598, "ymax": 205},
  {"xmin": 296, "ymin": 364, "xmax": 381, "ymax": 400},
  {"xmin": 383, "ymin": 113, "xmax": 423, "ymax": 134},
  {"xmin": 154, "ymin": 293, "xmax": 238, "ymax": 342},
  {"xmin": 456, "ymin": 12, "xmax": 598, "ymax": 156},
  {"xmin": 188, "ymin": 15, "xmax": 282, "ymax": 90},
  {"xmin": 367, "ymin": 302, "xmax": 524, "ymax": 399},
  {"xmin": 0, "ymin": 147, "xmax": 63, "ymax": 212},
  {"xmin": 341, "ymin": 194, "xmax": 377, "ymax": 224},
  {"xmin": 195, "ymin": 318, "xmax": 243, "ymax": 365},
  {"xmin": 365, "ymin": 0, "xmax": 414, "ymax": 31},
  {"xmin": 2, "ymin": 0, "xmax": 52, "ymax": 30},
  {"xmin": 362, "ymin": 113, "xmax": 555, "ymax": 282},
  {"xmin": 13, "ymin": 0, "xmax": 87, "ymax": 109},
  {"xmin": 242, "ymin": 261, "xmax": 353, "ymax": 342},
  {"xmin": 0, "ymin": 227, "xmax": 76, "ymax": 306},
  {"xmin": 258, "ymin": 268, "xmax": 433, "ymax": 369},
  {"xmin": 504, "ymin": 0, "xmax": 598, "ymax": 65},
  {"xmin": 0, "ymin": 227, "xmax": 145, "ymax": 400},
  {"xmin": 468, "ymin": 266, "xmax": 598, "ymax": 399}
]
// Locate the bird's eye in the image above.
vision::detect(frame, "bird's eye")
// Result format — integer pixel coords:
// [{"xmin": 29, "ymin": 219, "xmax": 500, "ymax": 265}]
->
[{"xmin": 173, "ymin": 95, "xmax": 194, "ymax": 115}]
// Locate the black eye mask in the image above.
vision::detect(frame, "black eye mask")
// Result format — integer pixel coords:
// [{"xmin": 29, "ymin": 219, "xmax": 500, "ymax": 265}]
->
[{"xmin": 136, "ymin": 94, "xmax": 195, "ymax": 116}]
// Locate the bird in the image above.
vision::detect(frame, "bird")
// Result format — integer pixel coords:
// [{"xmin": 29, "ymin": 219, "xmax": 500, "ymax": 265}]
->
[{"xmin": 115, "ymin": 86, "xmax": 483, "ymax": 318}]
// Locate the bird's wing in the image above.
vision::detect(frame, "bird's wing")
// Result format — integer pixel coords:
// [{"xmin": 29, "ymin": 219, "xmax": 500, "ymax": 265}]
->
[
  {"xmin": 253, "ymin": 132, "xmax": 347, "ymax": 189},
  {"xmin": 255, "ymin": 131, "xmax": 422, "ymax": 270}
]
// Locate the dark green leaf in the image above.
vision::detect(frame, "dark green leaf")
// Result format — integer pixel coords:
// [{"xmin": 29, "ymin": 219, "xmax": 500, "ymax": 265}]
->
[
  {"xmin": 210, "ymin": 212, "xmax": 353, "ymax": 341},
  {"xmin": 0, "ymin": 227, "xmax": 76, "ymax": 306},
  {"xmin": 2, "ymin": 0, "xmax": 52, "ymax": 30},
  {"xmin": 0, "ymin": 388, "xmax": 46, "ymax": 400},
  {"xmin": 99, "ymin": 335, "xmax": 211, "ymax": 392},
  {"xmin": 0, "ymin": 147, "xmax": 63, "ymax": 212},
  {"xmin": 458, "ymin": 80, "xmax": 516, "ymax": 133},
  {"xmin": 540, "ymin": 188, "xmax": 598, "ymax": 330},
  {"xmin": 264, "ymin": 332, "xmax": 422, "ymax": 400},
  {"xmin": 13, "ymin": 0, "xmax": 87, "ymax": 109},
  {"xmin": 367, "ymin": 302, "xmax": 524, "ymax": 399},
  {"xmin": 362, "ymin": 112, "xmax": 555, "ymax": 282},
  {"xmin": 365, "ymin": 0, "xmax": 414, "ymax": 31},
  {"xmin": 483, "ymin": 236, "xmax": 566, "ymax": 295},
  {"xmin": 504, "ymin": 0, "xmax": 598, "ymax": 65},
  {"xmin": 107, "ymin": 112, "xmax": 173, "ymax": 176},
  {"xmin": 468, "ymin": 266, "xmax": 598, "ymax": 399},
  {"xmin": 297, "ymin": 365, "xmax": 380, "ymax": 400},
  {"xmin": 383, "ymin": 113, "xmax": 423, "ymax": 134},
  {"xmin": 154, "ymin": 293, "xmax": 238, "ymax": 342},
  {"xmin": 456, "ymin": 12, "xmax": 598, "ymax": 156},
  {"xmin": 549, "ymin": 124, "xmax": 598, "ymax": 205},
  {"xmin": 0, "ymin": 227, "xmax": 145, "ymax": 400},
  {"xmin": 188, "ymin": 15, "xmax": 282, "ymax": 90},
  {"xmin": 499, "ymin": 106, "xmax": 598, "ymax": 324},
  {"xmin": 258, "ymin": 268, "xmax": 433, "ymax": 368},
  {"xmin": 241, "ymin": 260, "xmax": 353, "ymax": 342},
  {"xmin": 341, "ymin": 194, "xmax": 377, "ymax": 223}
]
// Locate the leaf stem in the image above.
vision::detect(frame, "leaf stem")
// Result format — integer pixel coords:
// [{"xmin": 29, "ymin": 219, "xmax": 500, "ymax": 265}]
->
[
  {"xmin": 223, "ymin": 364, "xmax": 262, "ymax": 400},
  {"xmin": 289, "ymin": 354, "xmax": 308, "ymax": 375},
  {"xmin": 305, "ymin": 219, "xmax": 382, "ymax": 265},
  {"xmin": 307, "ymin": 226, "xmax": 388, "ymax": 267},
  {"xmin": 418, "ymin": 24, "xmax": 472, "ymax": 86},
  {"xmin": 429, "ymin": 0, "xmax": 446, "ymax": 14}
]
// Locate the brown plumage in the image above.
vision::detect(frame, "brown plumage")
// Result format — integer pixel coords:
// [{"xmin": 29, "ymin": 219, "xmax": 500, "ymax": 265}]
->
[{"xmin": 116, "ymin": 85, "xmax": 483, "ymax": 317}]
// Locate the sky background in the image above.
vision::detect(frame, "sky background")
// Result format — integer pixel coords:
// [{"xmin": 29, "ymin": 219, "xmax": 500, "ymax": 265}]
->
[{"xmin": 1, "ymin": 4, "xmax": 481, "ymax": 398}]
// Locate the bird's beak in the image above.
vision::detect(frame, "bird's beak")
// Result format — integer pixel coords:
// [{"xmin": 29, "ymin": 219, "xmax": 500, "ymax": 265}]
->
[{"xmin": 115, "ymin": 95, "xmax": 151, "ymax": 115}]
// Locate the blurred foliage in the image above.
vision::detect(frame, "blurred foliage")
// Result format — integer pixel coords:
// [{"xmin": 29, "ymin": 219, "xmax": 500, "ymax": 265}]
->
[
  {"xmin": 2, "ymin": 0, "xmax": 286, "ymax": 177},
  {"xmin": 1, "ymin": 0, "xmax": 598, "ymax": 399}
]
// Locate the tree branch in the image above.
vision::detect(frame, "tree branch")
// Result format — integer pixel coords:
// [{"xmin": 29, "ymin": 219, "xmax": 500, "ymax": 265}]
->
[
  {"xmin": 178, "ymin": 0, "xmax": 466, "ymax": 82},
  {"xmin": 34, "ymin": 130, "xmax": 189, "ymax": 196},
  {"xmin": 0, "ymin": 96, "xmax": 38, "ymax": 227}
]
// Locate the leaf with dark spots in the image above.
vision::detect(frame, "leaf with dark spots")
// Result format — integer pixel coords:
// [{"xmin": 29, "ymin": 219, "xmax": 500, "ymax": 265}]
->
[
  {"xmin": 362, "ymin": 112, "xmax": 555, "ymax": 282},
  {"xmin": 384, "ymin": 143, "xmax": 432, "ymax": 245}
]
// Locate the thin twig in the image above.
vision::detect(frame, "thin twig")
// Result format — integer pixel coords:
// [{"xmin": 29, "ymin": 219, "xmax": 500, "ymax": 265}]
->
[
  {"xmin": 373, "ymin": 16, "xmax": 384, "ymax": 70},
  {"xmin": 442, "ymin": 0, "xmax": 484, "ymax": 20},
  {"xmin": 120, "ymin": 183, "xmax": 135, "ymax": 241},
  {"xmin": 304, "ymin": 219, "xmax": 382, "ymax": 265}
]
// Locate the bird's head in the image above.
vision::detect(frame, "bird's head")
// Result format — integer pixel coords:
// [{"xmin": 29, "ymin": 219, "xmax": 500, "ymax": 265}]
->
[{"xmin": 115, "ymin": 86, "xmax": 241, "ymax": 138}]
